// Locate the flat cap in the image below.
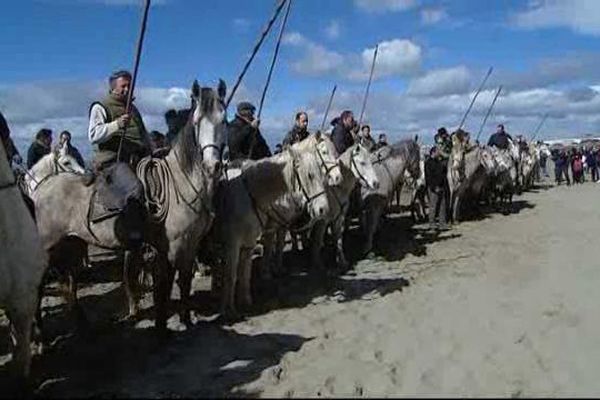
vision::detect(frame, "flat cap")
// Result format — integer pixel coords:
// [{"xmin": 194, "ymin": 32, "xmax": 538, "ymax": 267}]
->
[{"xmin": 237, "ymin": 101, "xmax": 256, "ymax": 114}]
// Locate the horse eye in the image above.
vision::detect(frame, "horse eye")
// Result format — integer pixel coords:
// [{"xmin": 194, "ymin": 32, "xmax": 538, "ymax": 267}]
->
[{"xmin": 308, "ymin": 173, "xmax": 315, "ymax": 180}]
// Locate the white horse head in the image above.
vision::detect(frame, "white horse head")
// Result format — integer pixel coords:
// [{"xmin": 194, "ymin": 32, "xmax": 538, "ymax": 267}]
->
[
  {"xmin": 25, "ymin": 143, "xmax": 84, "ymax": 194},
  {"xmin": 191, "ymin": 79, "xmax": 227, "ymax": 177},
  {"xmin": 313, "ymin": 131, "xmax": 343, "ymax": 187},
  {"xmin": 348, "ymin": 143, "xmax": 380, "ymax": 190}
]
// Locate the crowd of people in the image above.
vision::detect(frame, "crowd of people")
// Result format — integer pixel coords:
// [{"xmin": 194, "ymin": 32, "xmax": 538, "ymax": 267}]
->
[{"xmin": 551, "ymin": 145, "xmax": 600, "ymax": 186}]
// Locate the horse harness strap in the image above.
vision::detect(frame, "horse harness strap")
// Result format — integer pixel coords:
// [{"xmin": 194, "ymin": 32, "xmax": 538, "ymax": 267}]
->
[{"xmin": 0, "ymin": 178, "xmax": 16, "ymax": 191}]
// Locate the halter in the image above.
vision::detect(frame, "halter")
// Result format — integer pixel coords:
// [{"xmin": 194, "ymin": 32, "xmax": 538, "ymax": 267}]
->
[
  {"xmin": 350, "ymin": 149, "xmax": 371, "ymax": 188},
  {"xmin": 314, "ymin": 142, "xmax": 340, "ymax": 178}
]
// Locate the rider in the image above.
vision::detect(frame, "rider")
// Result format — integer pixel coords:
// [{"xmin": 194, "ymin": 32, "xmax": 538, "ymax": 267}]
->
[
  {"xmin": 227, "ymin": 101, "xmax": 271, "ymax": 161},
  {"xmin": 487, "ymin": 124, "xmax": 513, "ymax": 150},
  {"xmin": 88, "ymin": 70, "xmax": 151, "ymax": 172},
  {"xmin": 434, "ymin": 127, "xmax": 452, "ymax": 160},
  {"xmin": 282, "ymin": 111, "xmax": 310, "ymax": 146},
  {"xmin": 27, "ymin": 128, "xmax": 52, "ymax": 169},
  {"xmin": 331, "ymin": 110, "xmax": 356, "ymax": 155},
  {"xmin": 359, "ymin": 124, "xmax": 376, "ymax": 152}
]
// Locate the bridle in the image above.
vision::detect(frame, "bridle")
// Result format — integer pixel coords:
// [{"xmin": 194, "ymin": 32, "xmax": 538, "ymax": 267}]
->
[
  {"xmin": 193, "ymin": 100, "xmax": 226, "ymax": 164},
  {"xmin": 349, "ymin": 147, "xmax": 372, "ymax": 188},
  {"xmin": 314, "ymin": 141, "xmax": 340, "ymax": 179}
]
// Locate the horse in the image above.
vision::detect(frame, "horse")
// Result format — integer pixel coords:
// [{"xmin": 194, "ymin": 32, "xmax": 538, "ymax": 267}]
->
[
  {"xmin": 31, "ymin": 80, "xmax": 225, "ymax": 332},
  {"xmin": 448, "ymin": 144, "xmax": 497, "ymax": 222},
  {"xmin": 487, "ymin": 146, "xmax": 518, "ymax": 213},
  {"xmin": 255, "ymin": 133, "xmax": 344, "ymax": 278},
  {"xmin": 0, "ymin": 140, "xmax": 48, "ymax": 386},
  {"xmin": 137, "ymin": 80, "xmax": 227, "ymax": 330},
  {"xmin": 308, "ymin": 143, "xmax": 380, "ymax": 273},
  {"xmin": 21, "ymin": 142, "xmax": 85, "ymax": 196},
  {"xmin": 359, "ymin": 139, "xmax": 421, "ymax": 255},
  {"xmin": 210, "ymin": 138, "xmax": 331, "ymax": 320}
]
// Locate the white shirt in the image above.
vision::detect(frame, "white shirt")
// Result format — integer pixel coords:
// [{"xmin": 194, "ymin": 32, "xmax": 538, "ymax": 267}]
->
[{"xmin": 88, "ymin": 103, "xmax": 121, "ymax": 145}]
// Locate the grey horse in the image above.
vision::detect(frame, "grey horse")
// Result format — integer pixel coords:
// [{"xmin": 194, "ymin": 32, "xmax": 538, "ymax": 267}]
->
[{"xmin": 360, "ymin": 139, "xmax": 421, "ymax": 255}]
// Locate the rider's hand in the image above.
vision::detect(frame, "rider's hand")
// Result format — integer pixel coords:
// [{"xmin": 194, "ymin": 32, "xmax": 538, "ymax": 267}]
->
[
  {"xmin": 12, "ymin": 154, "xmax": 22, "ymax": 165},
  {"xmin": 251, "ymin": 118, "xmax": 260, "ymax": 129},
  {"xmin": 117, "ymin": 114, "xmax": 131, "ymax": 129}
]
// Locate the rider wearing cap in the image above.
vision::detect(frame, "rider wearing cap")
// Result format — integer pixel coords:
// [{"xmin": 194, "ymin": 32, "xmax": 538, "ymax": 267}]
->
[{"xmin": 227, "ymin": 101, "xmax": 271, "ymax": 161}]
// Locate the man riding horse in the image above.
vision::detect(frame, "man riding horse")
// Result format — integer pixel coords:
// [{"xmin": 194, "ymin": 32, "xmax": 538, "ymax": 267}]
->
[{"xmin": 88, "ymin": 70, "xmax": 152, "ymax": 171}]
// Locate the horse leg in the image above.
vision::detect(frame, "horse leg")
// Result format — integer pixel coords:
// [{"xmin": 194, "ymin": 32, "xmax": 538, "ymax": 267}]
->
[
  {"xmin": 220, "ymin": 242, "xmax": 240, "ymax": 319},
  {"xmin": 332, "ymin": 215, "xmax": 349, "ymax": 272},
  {"xmin": 259, "ymin": 231, "xmax": 275, "ymax": 281},
  {"xmin": 153, "ymin": 253, "xmax": 173, "ymax": 334},
  {"xmin": 237, "ymin": 247, "xmax": 254, "ymax": 311},
  {"xmin": 123, "ymin": 249, "xmax": 143, "ymax": 319},
  {"xmin": 364, "ymin": 202, "xmax": 382, "ymax": 256},
  {"xmin": 309, "ymin": 220, "xmax": 327, "ymax": 272},
  {"xmin": 274, "ymin": 229, "xmax": 286, "ymax": 277},
  {"xmin": 7, "ymin": 305, "xmax": 34, "ymax": 392},
  {"xmin": 176, "ymin": 253, "xmax": 196, "ymax": 328}
]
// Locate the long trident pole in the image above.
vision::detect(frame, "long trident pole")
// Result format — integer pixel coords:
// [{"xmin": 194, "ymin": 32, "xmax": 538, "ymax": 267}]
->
[
  {"xmin": 531, "ymin": 113, "xmax": 549, "ymax": 141},
  {"xmin": 257, "ymin": 0, "xmax": 293, "ymax": 120},
  {"xmin": 457, "ymin": 66, "xmax": 493, "ymax": 132},
  {"xmin": 116, "ymin": 0, "xmax": 151, "ymax": 163},
  {"xmin": 225, "ymin": 0, "xmax": 288, "ymax": 108},
  {"xmin": 319, "ymin": 84, "xmax": 337, "ymax": 133},
  {"xmin": 358, "ymin": 44, "xmax": 379, "ymax": 128},
  {"xmin": 476, "ymin": 85, "xmax": 502, "ymax": 143}
]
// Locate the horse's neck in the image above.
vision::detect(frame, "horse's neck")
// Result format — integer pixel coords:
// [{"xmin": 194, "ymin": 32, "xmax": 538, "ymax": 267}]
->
[
  {"xmin": 380, "ymin": 156, "xmax": 406, "ymax": 193},
  {"xmin": 243, "ymin": 153, "xmax": 290, "ymax": 207},
  {"xmin": 30, "ymin": 156, "xmax": 53, "ymax": 176},
  {"xmin": 165, "ymin": 149, "xmax": 207, "ymax": 193},
  {"xmin": 338, "ymin": 149, "xmax": 359, "ymax": 194}
]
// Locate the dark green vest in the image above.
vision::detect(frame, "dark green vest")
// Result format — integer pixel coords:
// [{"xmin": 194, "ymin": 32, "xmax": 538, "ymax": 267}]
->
[{"xmin": 91, "ymin": 94, "xmax": 149, "ymax": 167}]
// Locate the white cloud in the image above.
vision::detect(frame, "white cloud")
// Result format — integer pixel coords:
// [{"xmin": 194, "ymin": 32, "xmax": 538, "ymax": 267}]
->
[
  {"xmin": 356, "ymin": 39, "xmax": 422, "ymax": 80},
  {"xmin": 420, "ymin": 7, "xmax": 448, "ymax": 25},
  {"xmin": 284, "ymin": 33, "xmax": 422, "ymax": 81},
  {"xmin": 354, "ymin": 0, "xmax": 417, "ymax": 13},
  {"xmin": 407, "ymin": 66, "xmax": 471, "ymax": 96},
  {"xmin": 324, "ymin": 19, "xmax": 342, "ymax": 40},
  {"xmin": 512, "ymin": 0, "xmax": 600, "ymax": 36}
]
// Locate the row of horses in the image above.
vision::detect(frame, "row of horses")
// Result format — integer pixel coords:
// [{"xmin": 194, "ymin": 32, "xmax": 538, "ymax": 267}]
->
[{"xmin": 1, "ymin": 81, "xmax": 423, "ymax": 387}]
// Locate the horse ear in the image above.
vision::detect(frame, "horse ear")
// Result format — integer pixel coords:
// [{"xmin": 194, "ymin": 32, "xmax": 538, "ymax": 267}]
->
[
  {"xmin": 217, "ymin": 79, "xmax": 227, "ymax": 101},
  {"xmin": 191, "ymin": 80, "xmax": 200, "ymax": 98},
  {"xmin": 314, "ymin": 130, "xmax": 322, "ymax": 141},
  {"xmin": 414, "ymin": 134, "xmax": 419, "ymax": 143}
]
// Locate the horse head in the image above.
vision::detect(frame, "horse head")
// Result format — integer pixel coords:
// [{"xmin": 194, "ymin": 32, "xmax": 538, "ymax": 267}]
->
[
  {"xmin": 54, "ymin": 142, "xmax": 85, "ymax": 174},
  {"xmin": 312, "ymin": 132, "xmax": 343, "ymax": 187},
  {"xmin": 348, "ymin": 143, "xmax": 379, "ymax": 190},
  {"xmin": 190, "ymin": 79, "xmax": 227, "ymax": 177},
  {"xmin": 287, "ymin": 143, "xmax": 330, "ymax": 220}
]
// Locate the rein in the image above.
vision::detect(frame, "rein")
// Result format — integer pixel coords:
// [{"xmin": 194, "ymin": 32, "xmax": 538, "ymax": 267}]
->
[{"xmin": 0, "ymin": 178, "xmax": 16, "ymax": 191}]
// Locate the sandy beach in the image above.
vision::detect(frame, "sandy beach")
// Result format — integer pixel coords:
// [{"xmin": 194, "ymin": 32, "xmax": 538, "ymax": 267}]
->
[{"xmin": 2, "ymin": 180, "xmax": 600, "ymax": 397}]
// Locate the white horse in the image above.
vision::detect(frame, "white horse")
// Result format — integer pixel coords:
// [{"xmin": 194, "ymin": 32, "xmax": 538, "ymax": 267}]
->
[
  {"xmin": 212, "ymin": 137, "xmax": 331, "ymax": 319},
  {"xmin": 21, "ymin": 142, "xmax": 85, "ymax": 195},
  {"xmin": 308, "ymin": 143, "xmax": 380, "ymax": 272},
  {"xmin": 0, "ymin": 140, "xmax": 48, "ymax": 384}
]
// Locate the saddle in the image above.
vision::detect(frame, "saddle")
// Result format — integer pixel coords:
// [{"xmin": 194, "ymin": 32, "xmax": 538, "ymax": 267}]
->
[{"xmin": 89, "ymin": 162, "xmax": 143, "ymax": 223}]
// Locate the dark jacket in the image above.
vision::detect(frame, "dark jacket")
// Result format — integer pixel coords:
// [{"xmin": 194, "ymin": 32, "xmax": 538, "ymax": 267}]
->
[
  {"xmin": 227, "ymin": 115, "xmax": 271, "ymax": 161},
  {"xmin": 27, "ymin": 140, "xmax": 51, "ymax": 169},
  {"xmin": 487, "ymin": 132, "xmax": 513, "ymax": 150},
  {"xmin": 331, "ymin": 122, "xmax": 354, "ymax": 155},
  {"xmin": 425, "ymin": 155, "xmax": 448, "ymax": 191},
  {"xmin": 282, "ymin": 126, "xmax": 309, "ymax": 147}
]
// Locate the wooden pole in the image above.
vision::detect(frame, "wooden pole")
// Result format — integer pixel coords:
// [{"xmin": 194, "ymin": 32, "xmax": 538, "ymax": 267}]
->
[
  {"xmin": 225, "ymin": 0, "xmax": 288, "ymax": 108},
  {"xmin": 476, "ymin": 85, "xmax": 502, "ymax": 143},
  {"xmin": 358, "ymin": 44, "xmax": 379, "ymax": 128},
  {"xmin": 116, "ymin": 0, "xmax": 151, "ymax": 162},
  {"xmin": 457, "ymin": 66, "xmax": 493, "ymax": 132},
  {"xmin": 319, "ymin": 84, "xmax": 337, "ymax": 133}
]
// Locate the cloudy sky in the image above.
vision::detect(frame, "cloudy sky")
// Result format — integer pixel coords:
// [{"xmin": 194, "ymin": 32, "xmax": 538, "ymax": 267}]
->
[{"xmin": 2, "ymin": 0, "xmax": 600, "ymax": 156}]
